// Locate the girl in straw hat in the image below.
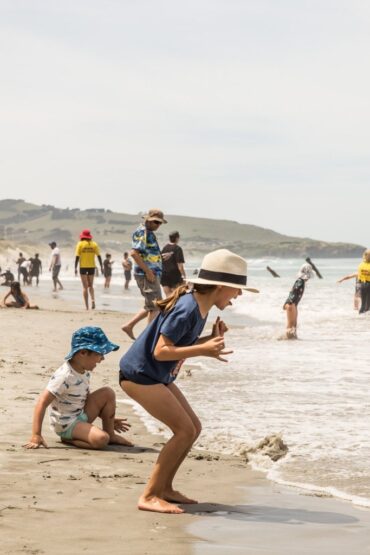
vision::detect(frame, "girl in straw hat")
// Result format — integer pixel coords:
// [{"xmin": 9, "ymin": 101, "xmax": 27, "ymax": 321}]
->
[{"xmin": 119, "ymin": 249, "xmax": 258, "ymax": 514}]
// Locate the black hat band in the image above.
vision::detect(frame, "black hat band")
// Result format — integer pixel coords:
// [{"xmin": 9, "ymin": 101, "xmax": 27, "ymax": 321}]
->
[{"xmin": 198, "ymin": 269, "xmax": 247, "ymax": 286}]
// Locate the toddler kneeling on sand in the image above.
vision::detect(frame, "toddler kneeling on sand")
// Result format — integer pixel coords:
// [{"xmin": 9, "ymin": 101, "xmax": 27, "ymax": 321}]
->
[{"xmin": 24, "ymin": 326, "xmax": 132, "ymax": 450}]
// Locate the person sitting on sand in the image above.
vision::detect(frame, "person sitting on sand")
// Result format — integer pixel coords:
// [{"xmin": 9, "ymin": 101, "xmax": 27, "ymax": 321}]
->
[
  {"xmin": 283, "ymin": 262, "xmax": 314, "ymax": 339},
  {"xmin": 119, "ymin": 249, "xmax": 259, "ymax": 514},
  {"xmin": 1, "ymin": 281, "xmax": 39, "ymax": 309},
  {"xmin": 24, "ymin": 326, "xmax": 133, "ymax": 450}
]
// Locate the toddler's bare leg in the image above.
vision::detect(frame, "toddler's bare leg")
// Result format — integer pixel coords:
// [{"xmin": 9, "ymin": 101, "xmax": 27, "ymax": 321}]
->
[{"xmin": 84, "ymin": 387, "xmax": 132, "ymax": 446}]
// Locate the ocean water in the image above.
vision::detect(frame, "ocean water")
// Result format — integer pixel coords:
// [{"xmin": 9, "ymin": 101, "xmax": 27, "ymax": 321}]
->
[{"xmin": 19, "ymin": 258, "xmax": 370, "ymax": 508}]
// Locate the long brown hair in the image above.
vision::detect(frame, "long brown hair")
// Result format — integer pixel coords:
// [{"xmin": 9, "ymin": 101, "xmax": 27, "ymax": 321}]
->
[{"xmin": 157, "ymin": 283, "xmax": 217, "ymax": 313}]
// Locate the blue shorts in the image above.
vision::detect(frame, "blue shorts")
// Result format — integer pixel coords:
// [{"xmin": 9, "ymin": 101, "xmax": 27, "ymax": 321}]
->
[{"xmin": 57, "ymin": 412, "xmax": 89, "ymax": 440}]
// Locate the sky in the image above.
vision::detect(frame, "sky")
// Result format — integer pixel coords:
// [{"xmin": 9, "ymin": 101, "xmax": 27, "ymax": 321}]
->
[{"xmin": 1, "ymin": 0, "xmax": 369, "ymax": 246}]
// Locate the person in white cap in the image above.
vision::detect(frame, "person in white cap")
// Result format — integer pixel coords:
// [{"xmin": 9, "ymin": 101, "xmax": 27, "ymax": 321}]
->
[
  {"xmin": 282, "ymin": 262, "xmax": 314, "ymax": 339},
  {"xmin": 119, "ymin": 248, "xmax": 258, "ymax": 514}
]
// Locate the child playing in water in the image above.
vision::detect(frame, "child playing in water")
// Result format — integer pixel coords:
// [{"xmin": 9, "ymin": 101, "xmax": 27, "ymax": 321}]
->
[
  {"xmin": 1, "ymin": 281, "xmax": 39, "ymax": 309},
  {"xmin": 119, "ymin": 249, "xmax": 259, "ymax": 514},
  {"xmin": 283, "ymin": 262, "xmax": 314, "ymax": 339},
  {"xmin": 24, "ymin": 326, "xmax": 132, "ymax": 450}
]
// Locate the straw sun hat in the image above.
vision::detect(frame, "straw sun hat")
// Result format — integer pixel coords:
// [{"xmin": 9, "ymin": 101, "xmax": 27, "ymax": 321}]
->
[{"xmin": 188, "ymin": 249, "xmax": 259, "ymax": 293}]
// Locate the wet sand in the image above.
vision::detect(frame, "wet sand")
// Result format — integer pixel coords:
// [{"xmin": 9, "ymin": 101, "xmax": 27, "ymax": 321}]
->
[{"xmin": 1, "ymin": 291, "xmax": 370, "ymax": 554}]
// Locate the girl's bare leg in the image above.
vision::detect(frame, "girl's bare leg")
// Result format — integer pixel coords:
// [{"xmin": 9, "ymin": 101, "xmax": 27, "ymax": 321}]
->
[
  {"xmin": 164, "ymin": 382, "xmax": 201, "ymax": 503},
  {"xmin": 121, "ymin": 381, "xmax": 198, "ymax": 514},
  {"xmin": 284, "ymin": 303, "xmax": 298, "ymax": 338},
  {"xmin": 162, "ymin": 285, "xmax": 173, "ymax": 298}
]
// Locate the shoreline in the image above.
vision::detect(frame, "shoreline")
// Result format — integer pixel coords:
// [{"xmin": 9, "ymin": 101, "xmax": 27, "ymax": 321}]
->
[{"xmin": 1, "ymin": 295, "xmax": 370, "ymax": 553}]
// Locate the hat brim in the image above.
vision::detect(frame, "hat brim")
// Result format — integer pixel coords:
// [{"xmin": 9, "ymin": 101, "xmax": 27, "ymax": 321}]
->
[
  {"xmin": 80, "ymin": 235, "xmax": 93, "ymax": 240},
  {"xmin": 65, "ymin": 341, "xmax": 119, "ymax": 360},
  {"xmin": 143, "ymin": 216, "xmax": 168, "ymax": 224},
  {"xmin": 187, "ymin": 277, "xmax": 259, "ymax": 293}
]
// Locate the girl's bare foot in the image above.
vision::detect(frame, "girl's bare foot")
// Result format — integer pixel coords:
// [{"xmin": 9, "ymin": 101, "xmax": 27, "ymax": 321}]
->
[
  {"xmin": 109, "ymin": 433, "xmax": 133, "ymax": 446},
  {"xmin": 121, "ymin": 325, "xmax": 136, "ymax": 340},
  {"xmin": 164, "ymin": 490, "xmax": 198, "ymax": 504},
  {"xmin": 138, "ymin": 495, "xmax": 184, "ymax": 514}
]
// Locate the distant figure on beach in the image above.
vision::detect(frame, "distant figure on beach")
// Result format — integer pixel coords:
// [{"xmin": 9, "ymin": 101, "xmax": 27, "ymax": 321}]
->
[
  {"xmin": 19, "ymin": 258, "xmax": 31, "ymax": 285},
  {"xmin": 48, "ymin": 241, "xmax": 63, "ymax": 292},
  {"xmin": 119, "ymin": 249, "xmax": 259, "ymax": 514},
  {"xmin": 15, "ymin": 253, "xmax": 25, "ymax": 281},
  {"xmin": 160, "ymin": 231, "xmax": 186, "ymax": 297},
  {"xmin": 74, "ymin": 230, "xmax": 103, "ymax": 310},
  {"xmin": 0, "ymin": 268, "xmax": 14, "ymax": 286},
  {"xmin": 337, "ymin": 264, "xmax": 362, "ymax": 312},
  {"xmin": 24, "ymin": 326, "xmax": 132, "ymax": 450},
  {"xmin": 29, "ymin": 253, "xmax": 42, "ymax": 286},
  {"xmin": 282, "ymin": 262, "xmax": 314, "ymax": 339},
  {"xmin": 122, "ymin": 252, "xmax": 133, "ymax": 290},
  {"xmin": 103, "ymin": 253, "xmax": 114, "ymax": 289},
  {"xmin": 1, "ymin": 281, "xmax": 39, "ymax": 309},
  {"xmin": 356, "ymin": 249, "xmax": 370, "ymax": 313},
  {"xmin": 121, "ymin": 209, "xmax": 166, "ymax": 340}
]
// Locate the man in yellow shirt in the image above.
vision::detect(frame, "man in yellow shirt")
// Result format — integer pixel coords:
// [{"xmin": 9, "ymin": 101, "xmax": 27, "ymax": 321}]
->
[
  {"xmin": 74, "ymin": 229, "xmax": 103, "ymax": 310},
  {"xmin": 358, "ymin": 249, "xmax": 370, "ymax": 314}
]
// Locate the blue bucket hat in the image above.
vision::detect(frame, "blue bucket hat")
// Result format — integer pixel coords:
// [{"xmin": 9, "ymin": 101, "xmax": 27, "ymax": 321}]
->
[{"xmin": 65, "ymin": 326, "xmax": 119, "ymax": 360}]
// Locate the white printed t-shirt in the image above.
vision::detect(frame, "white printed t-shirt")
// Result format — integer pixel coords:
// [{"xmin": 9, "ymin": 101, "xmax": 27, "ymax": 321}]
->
[
  {"xmin": 47, "ymin": 361, "xmax": 90, "ymax": 434},
  {"xmin": 50, "ymin": 247, "xmax": 61, "ymax": 267}
]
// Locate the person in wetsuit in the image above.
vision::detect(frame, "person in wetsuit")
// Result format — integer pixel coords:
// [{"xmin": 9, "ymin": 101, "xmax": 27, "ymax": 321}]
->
[{"xmin": 283, "ymin": 263, "xmax": 314, "ymax": 339}]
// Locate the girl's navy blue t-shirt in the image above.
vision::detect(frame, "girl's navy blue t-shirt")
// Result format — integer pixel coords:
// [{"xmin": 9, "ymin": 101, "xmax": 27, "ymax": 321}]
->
[{"xmin": 119, "ymin": 292, "xmax": 207, "ymax": 385}]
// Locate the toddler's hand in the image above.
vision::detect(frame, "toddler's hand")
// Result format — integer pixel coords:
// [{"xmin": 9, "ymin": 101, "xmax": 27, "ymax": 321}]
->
[
  {"xmin": 114, "ymin": 418, "xmax": 131, "ymax": 433},
  {"xmin": 23, "ymin": 434, "xmax": 48, "ymax": 449}
]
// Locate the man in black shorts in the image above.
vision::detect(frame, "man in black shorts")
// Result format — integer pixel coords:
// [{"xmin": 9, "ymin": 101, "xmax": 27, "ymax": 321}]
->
[{"xmin": 160, "ymin": 231, "xmax": 186, "ymax": 297}]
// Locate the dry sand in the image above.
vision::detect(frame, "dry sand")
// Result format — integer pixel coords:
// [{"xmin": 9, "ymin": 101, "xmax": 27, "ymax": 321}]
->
[{"xmin": 1, "ymin": 290, "xmax": 370, "ymax": 555}]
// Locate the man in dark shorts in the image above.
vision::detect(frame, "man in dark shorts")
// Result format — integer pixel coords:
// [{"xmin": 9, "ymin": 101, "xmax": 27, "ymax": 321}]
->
[
  {"xmin": 160, "ymin": 231, "xmax": 186, "ymax": 297},
  {"xmin": 29, "ymin": 253, "xmax": 42, "ymax": 286}
]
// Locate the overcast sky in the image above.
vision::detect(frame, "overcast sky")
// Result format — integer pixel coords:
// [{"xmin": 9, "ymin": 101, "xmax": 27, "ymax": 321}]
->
[{"xmin": 1, "ymin": 0, "xmax": 369, "ymax": 246}]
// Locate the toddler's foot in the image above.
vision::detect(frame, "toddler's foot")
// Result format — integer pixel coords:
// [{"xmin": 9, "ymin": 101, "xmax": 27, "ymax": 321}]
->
[
  {"xmin": 138, "ymin": 495, "xmax": 184, "ymax": 514},
  {"xmin": 121, "ymin": 325, "xmax": 136, "ymax": 340},
  {"xmin": 109, "ymin": 433, "xmax": 133, "ymax": 447},
  {"xmin": 164, "ymin": 489, "xmax": 198, "ymax": 504}
]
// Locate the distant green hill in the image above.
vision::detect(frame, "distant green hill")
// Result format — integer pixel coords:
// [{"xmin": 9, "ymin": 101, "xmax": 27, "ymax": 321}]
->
[{"xmin": 0, "ymin": 198, "xmax": 365, "ymax": 258}]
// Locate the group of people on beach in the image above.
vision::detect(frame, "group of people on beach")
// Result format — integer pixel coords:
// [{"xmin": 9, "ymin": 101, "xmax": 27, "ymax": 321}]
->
[
  {"xmin": 3, "ymin": 207, "xmax": 368, "ymax": 515},
  {"xmin": 21, "ymin": 208, "xmax": 258, "ymax": 515}
]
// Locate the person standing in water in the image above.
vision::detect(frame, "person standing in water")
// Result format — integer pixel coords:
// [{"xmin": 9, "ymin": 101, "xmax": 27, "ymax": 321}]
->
[
  {"xmin": 103, "ymin": 254, "xmax": 114, "ymax": 289},
  {"xmin": 283, "ymin": 262, "xmax": 314, "ymax": 339},
  {"xmin": 29, "ymin": 253, "xmax": 42, "ymax": 286},
  {"xmin": 121, "ymin": 209, "xmax": 166, "ymax": 340},
  {"xmin": 74, "ymin": 230, "xmax": 103, "ymax": 310},
  {"xmin": 122, "ymin": 252, "xmax": 133, "ymax": 290},
  {"xmin": 119, "ymin": 249, "xmax": 259, "ymax": 514},
  {"xmin": 160, "ymin": 231, "xmax": 186, "ymax": 297},
  {"xmin": 49, "ymin": 242, "xmax": 63, "ymax": 292}
]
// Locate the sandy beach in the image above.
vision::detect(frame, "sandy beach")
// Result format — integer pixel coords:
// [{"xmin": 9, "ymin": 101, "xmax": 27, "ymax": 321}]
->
[{"xmin": 1, "ymin": 290, "xmax": 370, "ymax": 554}]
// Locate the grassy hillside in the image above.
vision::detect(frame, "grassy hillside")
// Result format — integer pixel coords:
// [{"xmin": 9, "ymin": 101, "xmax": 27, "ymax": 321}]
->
[{"xmin": 0, "ymin": 199, "xmax": 365, "ymax": 258}]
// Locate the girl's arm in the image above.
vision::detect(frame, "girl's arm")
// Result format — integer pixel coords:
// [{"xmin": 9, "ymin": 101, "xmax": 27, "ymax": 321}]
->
[
  {"xmin": 154, "ymin": 333, "xmax": 233, "ymax": 363},
  {"xmin": 23, "ymin": 390, "xmax": 55, "ymax": 449},
  {"xmin": 337, "ymin": 273, "xmax": 357, "ymax": 283}
]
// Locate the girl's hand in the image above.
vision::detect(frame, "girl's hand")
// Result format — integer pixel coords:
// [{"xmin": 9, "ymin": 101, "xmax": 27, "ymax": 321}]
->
[
  {"xmin": 114, "ymin": 418, "xmax": 131, "ymax": 433},
  {"xmin": 202, "ymin": 336, "xmax": 233, "ymax": 362},
  {"xmin": 212, "ymin": 316, "xmax": 229, "ymax": 337},
  {"xmin": 23, "ymin": 434, "xmax": 48, "ymax": 449}
]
